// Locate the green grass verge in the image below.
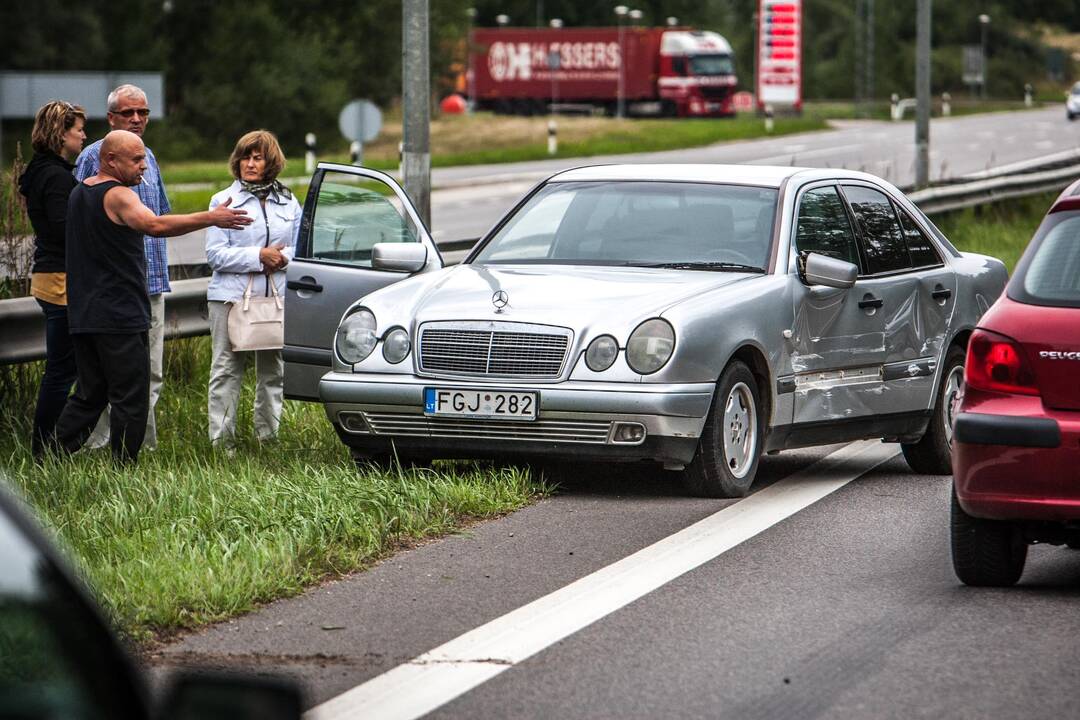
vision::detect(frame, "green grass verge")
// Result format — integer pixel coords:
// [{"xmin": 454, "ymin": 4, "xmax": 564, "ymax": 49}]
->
[
  {"xmin": 425, "ymin": 116, "xmax": 826, "ymax": 167},
  {"xmin": 933, "ymin": 191, "xmax": 1055, "ymax": 272},
  {"xmin": 0, "ymin": 336, "xmax": 547, "ymax": 643}
]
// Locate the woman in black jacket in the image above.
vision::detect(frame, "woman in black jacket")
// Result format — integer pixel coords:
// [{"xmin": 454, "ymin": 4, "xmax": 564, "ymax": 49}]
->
[{"xmin": 18, "ymin": 100, "xmax": 86, "ymax": 457}]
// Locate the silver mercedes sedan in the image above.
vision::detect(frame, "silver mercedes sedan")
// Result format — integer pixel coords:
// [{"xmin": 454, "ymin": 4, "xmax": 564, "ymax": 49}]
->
[{"xmin": 283, "ymin": 163, "xmax": 1007, "ymax": 497}]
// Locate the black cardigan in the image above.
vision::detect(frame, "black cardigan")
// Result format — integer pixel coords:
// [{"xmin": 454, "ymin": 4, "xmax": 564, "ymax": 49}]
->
[{"xmin": 19, "ymin": 151, "xmax": 77, "ymax": 274}]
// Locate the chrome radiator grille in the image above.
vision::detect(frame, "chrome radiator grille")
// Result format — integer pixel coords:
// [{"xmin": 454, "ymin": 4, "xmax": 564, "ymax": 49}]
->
[
  {"xmin": 363, "ymin": 412, "xmax": 611, "ymax": 444},
  {"xmin": 419, "ymin": 322, "xmax": 571, "ymax": 378}
]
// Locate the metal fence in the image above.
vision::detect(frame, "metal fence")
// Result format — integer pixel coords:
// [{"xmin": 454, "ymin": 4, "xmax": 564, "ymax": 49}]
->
[{"xmin": 3, "ymin": 164, "xmax": 1079, "ymax": 366}]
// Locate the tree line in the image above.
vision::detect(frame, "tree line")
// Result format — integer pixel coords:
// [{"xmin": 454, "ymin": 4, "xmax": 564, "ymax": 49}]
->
[{"xmin": 1, "ymin": 0, "xmax": 1074, "ymax": 159}]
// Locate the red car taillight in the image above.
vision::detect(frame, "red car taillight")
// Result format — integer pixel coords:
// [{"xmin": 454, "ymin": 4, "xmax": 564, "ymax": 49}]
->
[{"xmin": 965, "ymin": 328, "xmax": 1040, "ymax": 396}]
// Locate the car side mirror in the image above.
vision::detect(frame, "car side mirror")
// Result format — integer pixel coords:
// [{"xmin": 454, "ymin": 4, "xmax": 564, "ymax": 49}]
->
[
  {"xmin": 372, "ymin": 242, "xmax": 428, "ymax": 273},
  {"xmin": 798, "ymin": 252, "xmax": 858, "ymax": 289},
  {"xmin": 157, "ymin": 672, "xmax": 303, "ymax": 720}
]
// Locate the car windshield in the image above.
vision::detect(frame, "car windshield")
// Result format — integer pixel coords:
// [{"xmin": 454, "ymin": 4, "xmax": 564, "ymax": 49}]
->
[
  {"xmin": 1010, "ymin": 211, "xmax": 1080, "ymax": 308},
  {"xmin": 690, "ymin": 54, "xmax": 735, "ymax": 76},
  {"xmin": 1072, "ymin": 83, "xmax": 1080, "ymax": 96},
  {"xmin": 471, "ymin": 181, "xmax": 777, "ymax": 270}
]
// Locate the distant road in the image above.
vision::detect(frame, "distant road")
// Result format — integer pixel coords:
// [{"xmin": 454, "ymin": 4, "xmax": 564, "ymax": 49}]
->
[{"xmin": 168, "ymin": 106, "xmax": 1079, "ymax": 265}]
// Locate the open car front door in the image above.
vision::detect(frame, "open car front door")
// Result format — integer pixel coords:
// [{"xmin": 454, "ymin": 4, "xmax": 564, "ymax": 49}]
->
[{"xmin": 283, "ymin": 163, "xmax": 442, "ymax": 400}]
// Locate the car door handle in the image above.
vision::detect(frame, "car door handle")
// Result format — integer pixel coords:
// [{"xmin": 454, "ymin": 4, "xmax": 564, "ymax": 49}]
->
[
  {"xmin": 932, "ymin": 288, "xmax": 952, "ymax": 300},
  {"xmin": 858, "ymin": 296, "xmax": 883, "ymax": 309},
  {"xmin": 286, "ymin": 280, "xmax": 323, "ymax": 293}
]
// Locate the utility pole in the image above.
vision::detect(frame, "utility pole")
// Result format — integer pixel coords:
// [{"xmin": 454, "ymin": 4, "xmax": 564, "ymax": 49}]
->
[
  {"xmin": 403, "ymin": 0, "xmax": 431, "ymax": 227},
  {"xmin": 915, "ymin": 0, "xmax": 931, "ymax": 188}
]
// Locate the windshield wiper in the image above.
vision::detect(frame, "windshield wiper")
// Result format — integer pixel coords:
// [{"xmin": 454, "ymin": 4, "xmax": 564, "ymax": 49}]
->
[{"xmin": 625, "ymin": 261, "xmax": 766, "ymax": 273}]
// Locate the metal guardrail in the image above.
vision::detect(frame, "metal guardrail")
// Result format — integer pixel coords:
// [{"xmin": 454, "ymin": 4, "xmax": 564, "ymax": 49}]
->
[
  {"xmin": 0, "ymin": 238, "xmax": 477, "ymax": 365},
  {"xmin": 907, "ymin": 163, "xmax": 1080, "ymax": 215},
  {"xmin": 3, "ymin": 161, "xmax": 1080, "ymax": 366}
]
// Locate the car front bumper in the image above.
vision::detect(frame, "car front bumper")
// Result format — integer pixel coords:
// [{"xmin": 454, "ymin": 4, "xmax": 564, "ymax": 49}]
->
[
  {"xmin": 319, "ymin": 372, "xmax": 715, "ymax": 466},
  {"xmin": 954, "ymin": 404, "xmax": 1080, "ymax": 522}
]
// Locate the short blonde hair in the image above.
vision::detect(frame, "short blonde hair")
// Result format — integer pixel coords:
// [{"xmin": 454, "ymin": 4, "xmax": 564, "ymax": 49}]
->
[
  {"xmin": 228, "ymin": 130, "xmax": 286, "ymax": 181},
  {"xmin": 31, "ymin": 101, "xmax": 86, "ymax": 155}
]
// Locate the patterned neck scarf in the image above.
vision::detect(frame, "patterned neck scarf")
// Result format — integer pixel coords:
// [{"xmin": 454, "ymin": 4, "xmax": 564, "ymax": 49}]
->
[{"xmin": 240, "ymin": 178, "xmax": 292, "ymax": 201}]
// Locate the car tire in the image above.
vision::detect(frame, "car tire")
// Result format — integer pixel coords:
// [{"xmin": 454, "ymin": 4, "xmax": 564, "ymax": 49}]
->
[
  {"xmin": 901, "ymin": 345, "xmax": 965, "ymax": 475},
  {"xmin": 950, "ymin": 487, "xmax": 1027, "ymax": 586},
  {"xmin": 682, "ymin": 361, "xmax": 763, "ymax": 498}
]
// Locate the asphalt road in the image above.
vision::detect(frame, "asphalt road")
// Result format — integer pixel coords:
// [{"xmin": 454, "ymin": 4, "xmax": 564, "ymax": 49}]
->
[
  {"xmin": 153, "ymin": 442, "xmax": 1080, "ymax": 718},
  {"xmin": 166, "ymin": 105, "xmax": 1080, "ymax": 265}
]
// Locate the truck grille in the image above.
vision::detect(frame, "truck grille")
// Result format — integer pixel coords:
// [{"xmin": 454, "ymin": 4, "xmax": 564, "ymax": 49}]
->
[
  {"xmin": 419, "ymin": 322, "xmax": 572, "ymax": 378},
  {"xmin": 700, "ymin": 86, "xmax": 731, "ymax": 99},
  {"xmin": 362, "ymin": 412, "xmax": 611, "ymax": 444}
]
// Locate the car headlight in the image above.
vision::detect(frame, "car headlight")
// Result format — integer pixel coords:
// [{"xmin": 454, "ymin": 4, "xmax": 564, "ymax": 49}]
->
[
  {"xmin": 585, "ymin": 335, "xmax": 619, "ymax": 372},
  {"xmin": 382, "ymin": 327, "xmax": 411, "ymax": 364},
  {"xmin": 336, "ymin": 308, "xmax": 377, "ymax": 364},
  {"xmin": 626, "ymin": 318, "xmax": 675, "ymax": 374}
]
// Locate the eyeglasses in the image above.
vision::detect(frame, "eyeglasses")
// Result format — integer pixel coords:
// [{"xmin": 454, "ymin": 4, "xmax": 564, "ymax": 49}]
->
[{"xmin": 111, "ymin": 108, "xmax": 151, "ymax": 118}]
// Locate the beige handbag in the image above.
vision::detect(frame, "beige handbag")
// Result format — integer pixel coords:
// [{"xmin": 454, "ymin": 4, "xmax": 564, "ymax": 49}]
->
[{"xmin": 227, "ymin": 274, "xmax": 284, "ymax": 351}]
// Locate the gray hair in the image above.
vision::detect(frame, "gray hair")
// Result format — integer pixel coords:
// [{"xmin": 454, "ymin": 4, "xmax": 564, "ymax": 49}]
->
[{"xmin": 107, "ymin": 84, "xmax": 148, "ymax": 111}]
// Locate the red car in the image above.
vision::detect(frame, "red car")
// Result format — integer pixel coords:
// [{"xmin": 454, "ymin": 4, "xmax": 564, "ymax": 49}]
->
[{"xmin": 951, "ymin": 180, "xmax": 1080, "ymax": 586}]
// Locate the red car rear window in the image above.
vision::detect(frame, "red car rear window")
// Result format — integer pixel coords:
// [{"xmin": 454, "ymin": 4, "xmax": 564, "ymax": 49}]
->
[{"xmin": 1008, "ymin": 211, "xmax": 1080, "ymax": 308}]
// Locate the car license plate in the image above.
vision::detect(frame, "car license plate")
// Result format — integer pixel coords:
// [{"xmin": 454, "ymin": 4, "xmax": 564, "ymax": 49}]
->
[{"xmin": 424, "ymin": 387, "xmax": 537, "ymax": 420}]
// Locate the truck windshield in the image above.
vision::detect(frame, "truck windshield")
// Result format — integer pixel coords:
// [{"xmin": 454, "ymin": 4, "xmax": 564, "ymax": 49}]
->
[
  {"xmin": 472, "ymin": 180, "xmax": 777, "ymax": 269},
  {"xmin": 690, "ymin": 54, "xmax": 734, "ymax": 76}
]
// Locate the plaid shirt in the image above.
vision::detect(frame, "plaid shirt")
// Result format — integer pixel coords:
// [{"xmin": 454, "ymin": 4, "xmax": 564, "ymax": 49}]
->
[{"xmin": 74, "ymin": 140, "xmax": 172, "ymax": 294}]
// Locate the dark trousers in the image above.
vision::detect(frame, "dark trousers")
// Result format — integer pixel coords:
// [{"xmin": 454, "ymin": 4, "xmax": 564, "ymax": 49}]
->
[
  {"xmin": 54, "ymin": 331, "xmax": 150, "ymax": 463},
  {"xmin": 31, "ymin": 299, "xmax": 78, "ymax": 455}
]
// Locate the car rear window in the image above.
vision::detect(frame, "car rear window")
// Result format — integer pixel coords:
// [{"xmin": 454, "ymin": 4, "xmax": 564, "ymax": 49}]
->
[{"xmin": 1008, "ymin": 211, "xmax": 1080, "ymax": 308}]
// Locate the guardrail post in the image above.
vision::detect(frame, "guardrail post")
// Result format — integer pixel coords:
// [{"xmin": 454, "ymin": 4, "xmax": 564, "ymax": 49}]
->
[
  {"xmin": 941, "ymin": 92, "xmax": 951, "ymax": 117},
  {"xmin": 890, "ymin": 93, "xmax": 900, "ymax": 121},
  {"xmin": 764, "ymin": 105, "xmax": 774, "ymax": 133},
  {"xmin": 1024, "ymin": 83, "xmax": 1033, "ymax": 108},
  {"xmin": 547, "ymin": 119, "xmax": 558, "ymax": 155},
  {"xmin": 305, "ymin": 133, "xmax": 317, "ymax": 174},
  {"xmin": 350, "ymin": 140, "xmax": 362, "ymax": 166}
]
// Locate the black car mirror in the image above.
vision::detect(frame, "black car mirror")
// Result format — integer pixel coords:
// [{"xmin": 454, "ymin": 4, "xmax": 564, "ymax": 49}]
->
[
  {"xmin": 798, "ymin": 251, "xmax": 858, "ymax": 289},
  {"xmin": 157, "ymin": 672, "xmax": 303, "ymax": 720}
]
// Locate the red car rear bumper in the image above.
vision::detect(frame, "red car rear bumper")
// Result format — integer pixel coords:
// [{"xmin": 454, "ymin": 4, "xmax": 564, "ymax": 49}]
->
[{"xmin": 953, "ymin": 394, "xmax": 1080, "ymax": 522}]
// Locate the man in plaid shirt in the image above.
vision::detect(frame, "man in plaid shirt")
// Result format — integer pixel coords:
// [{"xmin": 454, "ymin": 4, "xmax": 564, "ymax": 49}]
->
[{"xmin": 75, "ymin": 85, "xmax": 171, "ymax": 450}]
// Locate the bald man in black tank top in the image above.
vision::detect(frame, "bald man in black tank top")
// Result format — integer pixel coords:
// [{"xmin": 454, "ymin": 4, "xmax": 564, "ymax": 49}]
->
[{"xmin": 50, "ymin": 130, "xmax": 253, "ymax": 463}]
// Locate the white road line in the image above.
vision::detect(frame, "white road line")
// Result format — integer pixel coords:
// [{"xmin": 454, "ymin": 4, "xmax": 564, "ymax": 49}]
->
[{"xmin": 307, "ymin": 440, "xmax": 899, "ymax": 720}]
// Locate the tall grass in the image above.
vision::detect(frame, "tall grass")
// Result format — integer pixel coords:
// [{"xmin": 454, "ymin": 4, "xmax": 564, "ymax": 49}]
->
[
  {"xmin": 1, "ymin": 336, "xmax": 546, "ymax": 642},
  {"xmin": 934, "ymin": 191, "xmax": 1056, "ymax": 272}
]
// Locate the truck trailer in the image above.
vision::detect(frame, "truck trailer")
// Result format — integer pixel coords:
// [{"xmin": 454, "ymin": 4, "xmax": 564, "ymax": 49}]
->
[{"xmin": 469, "ymin": 26, "xmax": 738, "ymax": 118}]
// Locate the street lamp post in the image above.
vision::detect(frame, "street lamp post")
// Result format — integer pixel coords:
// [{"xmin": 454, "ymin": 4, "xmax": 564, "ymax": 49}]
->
[
  {"xmin": 466, "ymin": 7, "xmax": 477, "ymax": 112},
  {"xmin": 979, "ymin": 14, "xmax": 990, "ymax": 100},
  {"xmin": 614, "ymin": 5, "xmax": 628, "ymax": 119}
]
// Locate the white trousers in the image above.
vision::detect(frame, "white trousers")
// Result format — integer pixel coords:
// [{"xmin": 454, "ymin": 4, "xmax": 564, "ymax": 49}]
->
[
  {"xmin": 86, "ymin": 292, "xmax": 164, "ymax": 450},
  {"xmin": 206, "ymin": 300, "xmax": 284, "ymax": 445}
]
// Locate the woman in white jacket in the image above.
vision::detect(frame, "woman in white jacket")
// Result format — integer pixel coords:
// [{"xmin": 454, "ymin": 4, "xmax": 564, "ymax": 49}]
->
[{"xmin": 205, "ymin": 130, "xmax": 301, "ymax": 448}]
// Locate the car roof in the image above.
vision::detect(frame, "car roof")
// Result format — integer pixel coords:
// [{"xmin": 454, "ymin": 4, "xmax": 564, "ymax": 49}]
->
[
  {"xmin": 546, "ymin": 164, "xmax": 885, "ymax": 189},
  {"xmin": 1049, "ymin": 177, "xmax": 1080, "ymax": 214}
]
